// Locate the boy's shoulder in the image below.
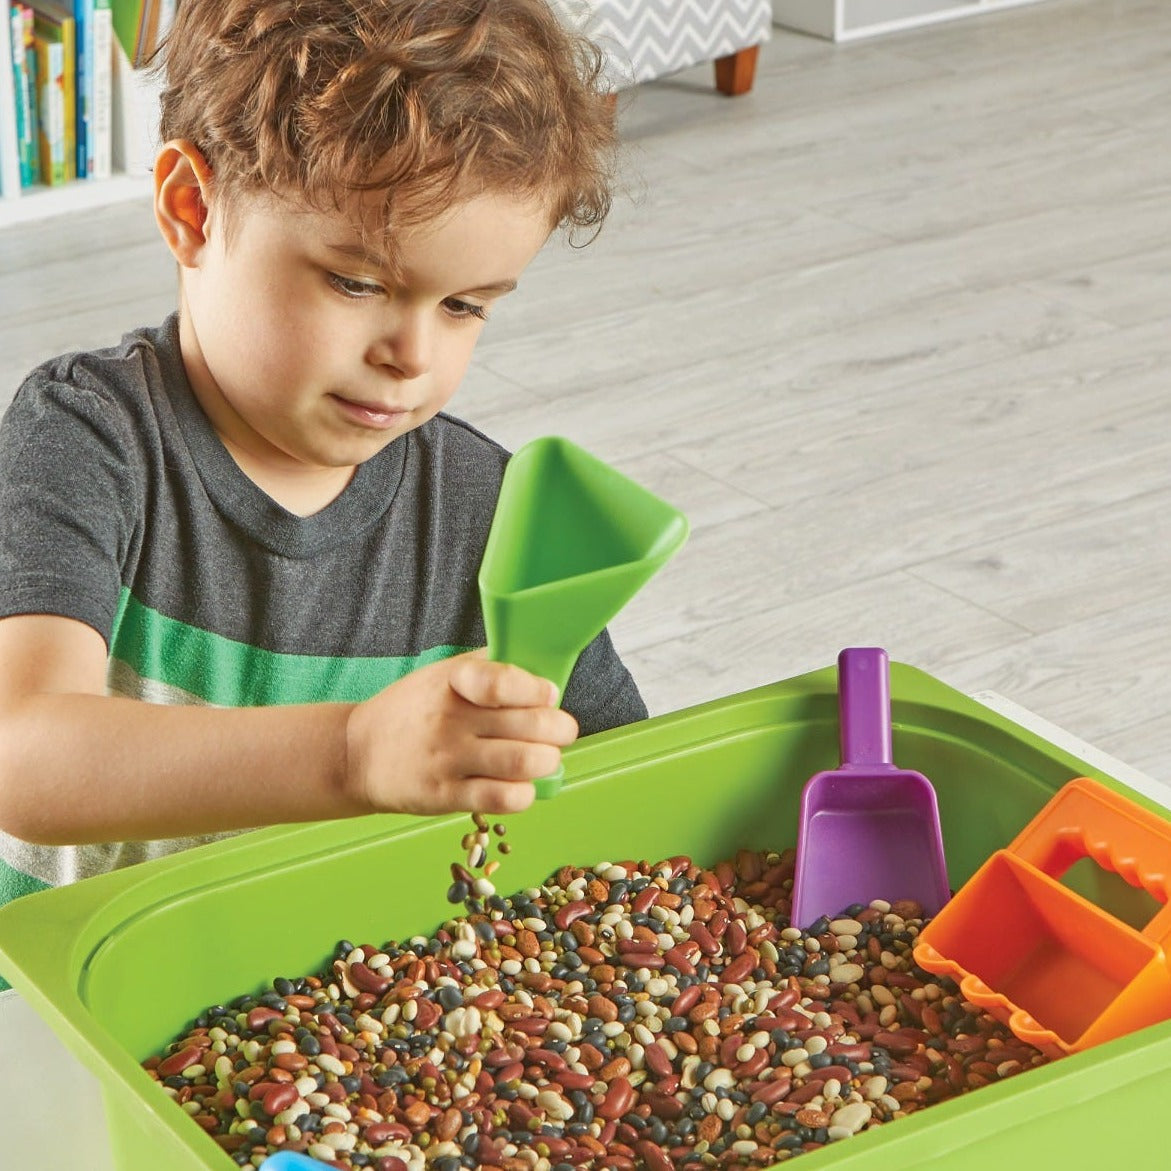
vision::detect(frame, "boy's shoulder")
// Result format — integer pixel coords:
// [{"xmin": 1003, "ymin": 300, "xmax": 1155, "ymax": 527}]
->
[
  {"xmin": 415, "ymin": 410, "xmax": 513, "ymax": 482},
  {"xmin": 7, "ymin": 318, "xmax": 179, "ymax": 424}
]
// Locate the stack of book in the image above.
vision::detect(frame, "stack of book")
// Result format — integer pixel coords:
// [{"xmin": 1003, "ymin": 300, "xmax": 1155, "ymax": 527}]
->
[{"xmin": 1, "ymin": 0, "xmax": 169, "ymax": 200}]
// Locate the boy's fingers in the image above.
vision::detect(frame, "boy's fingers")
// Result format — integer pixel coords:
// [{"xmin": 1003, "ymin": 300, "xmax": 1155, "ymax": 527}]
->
[
  {"xmin": 453, "ymin": 777, "xmax": 537, "ymax": 816},
  {"xmin": 471, "ymin": 739, "xmax": 564, "ymax": 784},
  {"xmin": 449, "ymin": 656, "xmax": 559, "ymax": 710},
  {"xmin": 478, "ymin": 705, "xmax": 578, "ymax": 747}
]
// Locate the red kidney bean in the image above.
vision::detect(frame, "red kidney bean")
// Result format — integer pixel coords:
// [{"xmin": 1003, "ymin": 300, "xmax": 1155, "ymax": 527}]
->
[
  {"xmin": 507, "ymin": 1017, "xmax": 547, "ymax": 1036},
  {"xmin": 721, "ymin": 952, "xmax": 757, "ymax": 984},
  {"xmin": 632, "ymin": 886, "xmax": 660, "ymax": 914},
  {"xmin": 874, "ymin": 1030, "xmax": 922, "ymax": 1057},
  {"xmin": 558, "ymin": 1070, "xmax": 595, "ymax": 1091},
  {"xmin": 719, "ymin": 1034, "xmax": 743, "ymax": 1066},
  {"xmin": 261, "ymin": 1083, "xmax": 298, "ymax": 1116},
  {"xmin": 316, "ymin": 1012, "xmax": 345, "ymax": 1038},
  {"xmin": 689, "ymin": 923, "xmax": 720, "ymax": 956},
  {"xmin": 348, "ymin": 961, "xmax": 391, "ymax": 996},
  {"xmin": 553, "ymin": 901, "xmax": 592, "ymax": 930},
  {"xmin": 671, "ymin": 984, "xmax": 703, "ymax": 1018},
  {"xmin": 725, "ymin": 919, "xmax": 748, "ymax": 955},
  {"xmin": 616, "ymin": 938, "xmax": 657, "ymax": 956},
  {"xmin": 616, "ymin": 1121, "xmax": 640, "ymax": 1146},
  {"xmin": 644, "ymin": 1041, "xmax": 673, "ymax": 1079},
  {"xmin": 245, "ymin": 1007, "xmax": 283, "ymax": 1032},
  {"xmin": 642, "ymin": 1088, "xmax": 686, "ymax": 1120},
  {"xmin": 503, "ymin": 1100, "xmax": 537, "ymax": 1131},
  {"xmin": 156, "ymin": 1046, "xmax": 203, "ymax": 1078},
  {"xmin": 787, "ymin": 1080, "xmax": 827, "ymax": 1106},
  {"xmin": 734, "ymin": 1049, "xmax": 770, "ymax": 1079},
  {"xmin": 770, "ymin": 987, "xmax": 802, "ymax": 1012},
  {"xmin": 597, "ymin": 1076, "xmax": 635, "ymax": 1120},
  {"xmin": 828, "ymin": 1041, "xmax": 871, "ymax": 1061},
  {"xmin": 484, "ymin": 1048, "xmax": 519, "ymax": 1069},
  {"xmin": 637, "ymin": 1139, "xmax": 674, "ymax": 1171},
  {"xmin": 526, "ymin": 1048, "xmax": 567, "ymax": 1071},
  {"xmin": 751, "ymin": 1074, "xmax": 793, "ymax": 1106}
]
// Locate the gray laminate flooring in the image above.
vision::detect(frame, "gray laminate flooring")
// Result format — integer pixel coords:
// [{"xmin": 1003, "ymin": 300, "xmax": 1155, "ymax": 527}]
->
[{"xmin": 2, "ymin": 0, "xmax": 1169, "ymax": 784}]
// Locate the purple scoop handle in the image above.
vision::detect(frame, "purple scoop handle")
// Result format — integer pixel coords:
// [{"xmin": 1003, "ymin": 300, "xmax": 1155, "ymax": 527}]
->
[{"xmin": 839, "ymin": 647, "xmax": 893, "ymax": 767}]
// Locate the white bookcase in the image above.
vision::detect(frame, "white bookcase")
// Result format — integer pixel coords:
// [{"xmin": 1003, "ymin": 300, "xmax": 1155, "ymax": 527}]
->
[
  {"xmin": 0, "ymin": 43, "xmax": 159, "ymax": 230},
  {"xmin": 772, "ymin": 0, "xmax": 1050, "ymax": 41}
]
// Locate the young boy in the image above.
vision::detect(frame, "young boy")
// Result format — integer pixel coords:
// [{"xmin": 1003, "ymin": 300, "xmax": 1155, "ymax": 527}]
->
[{"xmin": 0, "ymin": 0, "xmax": 644, "ymax": 915}]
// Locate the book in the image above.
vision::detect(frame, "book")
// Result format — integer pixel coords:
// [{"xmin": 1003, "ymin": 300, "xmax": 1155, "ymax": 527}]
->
[
  {"xmin": 0, "ymin": 1, "xmax": 20, "ymax": 196},
  {"xmin": 80, "ymin": 0, "xmax": 110, "ymax": 177},
  {"xmin": 72, "ymin": 0, "xmax": 88, "ymax": 176},
  {"xmin": 91, "ymin": 0, "xmax": 110, "ymax": 178},
  {"xmin": 11, "ymin": 4, "xmax": 39, "ymax": 187},
  {"xmin": 32, "ymin": 1, "xmax": 75, "ymax": 186},
  {"xmin": 109, "ymin": 0, "xmax": 141, "ymax": 62},
  {"xmin": 110, "ymin": 27, "xmax": 155, "ymax": 174},
  {"xmin": 111, "ymin": 0, "xmax": 169, "ymax": 68}
]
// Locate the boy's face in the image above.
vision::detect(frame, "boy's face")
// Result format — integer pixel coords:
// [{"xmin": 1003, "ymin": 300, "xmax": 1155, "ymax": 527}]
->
[{"xmin": 173, "ymin": 181, "xmax": 551, "ymax": 503}]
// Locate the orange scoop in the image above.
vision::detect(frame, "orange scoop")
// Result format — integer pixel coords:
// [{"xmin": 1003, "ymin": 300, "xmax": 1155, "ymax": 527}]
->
[{"xmin": 915, "ymin": 777, "xmax": 1171, "ymax": 1057}]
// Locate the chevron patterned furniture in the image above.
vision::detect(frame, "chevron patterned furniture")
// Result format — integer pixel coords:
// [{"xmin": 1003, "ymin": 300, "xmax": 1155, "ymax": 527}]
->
[{"xmin": 548, "ymin": 0, "xmax": 772, "ymax": 95}]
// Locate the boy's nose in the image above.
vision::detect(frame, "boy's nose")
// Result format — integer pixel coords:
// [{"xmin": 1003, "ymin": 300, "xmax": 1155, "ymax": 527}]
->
[{"xmin": 366, "ymin": 311, "xmax": 432, "ymax": 380}]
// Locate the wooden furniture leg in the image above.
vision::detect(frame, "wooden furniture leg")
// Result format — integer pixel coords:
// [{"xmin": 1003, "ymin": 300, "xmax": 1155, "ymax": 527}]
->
[{"xmin": 714, "ymin": 44, "xmax": 760, "ymax": 96}]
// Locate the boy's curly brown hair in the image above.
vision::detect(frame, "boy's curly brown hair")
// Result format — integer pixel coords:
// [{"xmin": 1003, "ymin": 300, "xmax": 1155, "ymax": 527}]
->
[{"xmin": 158, "ymin": 0, "xmax": 616, "ymax": 246}]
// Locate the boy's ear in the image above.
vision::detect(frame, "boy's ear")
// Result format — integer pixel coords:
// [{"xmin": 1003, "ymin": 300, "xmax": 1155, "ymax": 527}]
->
[{"xmin": 154, "ymin": 140, "xmax": 216, "ymax": 267}]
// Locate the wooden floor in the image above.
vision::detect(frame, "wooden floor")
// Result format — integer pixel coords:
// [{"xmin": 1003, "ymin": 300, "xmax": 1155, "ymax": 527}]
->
[{"xmin": 3, "ymin": 0, "xmax": 1170, "ymax": 785}]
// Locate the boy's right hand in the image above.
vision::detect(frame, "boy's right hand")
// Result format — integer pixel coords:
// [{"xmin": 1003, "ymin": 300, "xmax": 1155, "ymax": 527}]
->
[{"xmin": 344, "ymin": 651, "xmax": 577, "ymax": 817}]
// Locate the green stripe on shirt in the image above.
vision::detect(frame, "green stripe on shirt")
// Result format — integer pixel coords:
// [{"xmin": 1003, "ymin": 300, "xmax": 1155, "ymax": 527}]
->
[{"xmin": 109, "ymin": 588, "xmax": 471, "ymax": 706}]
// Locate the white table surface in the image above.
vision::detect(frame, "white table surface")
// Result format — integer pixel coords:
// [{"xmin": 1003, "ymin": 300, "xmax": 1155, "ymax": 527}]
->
[
  {"xmin": 3, "ymin": 693, "xmax": 1168, "ymax": 1167},
  {"xmin": 0, "ymin": 984, "xmax": 114, "ymax": 1167}
]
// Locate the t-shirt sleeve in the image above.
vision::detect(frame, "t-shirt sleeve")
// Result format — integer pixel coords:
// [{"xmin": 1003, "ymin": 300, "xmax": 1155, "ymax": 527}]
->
[
  {"xmin": 562, "ymin": 626, "xmax": 648, "ymax": 738},
  {"xmin": 0, "ymin": 363, "xmax": 140, "ymax": 643}
]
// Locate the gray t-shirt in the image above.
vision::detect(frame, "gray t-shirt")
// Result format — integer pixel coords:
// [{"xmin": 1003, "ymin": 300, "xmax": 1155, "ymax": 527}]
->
[{"xmin": 0, "ymin": 316, "xmax": 645, "ymax": 904}]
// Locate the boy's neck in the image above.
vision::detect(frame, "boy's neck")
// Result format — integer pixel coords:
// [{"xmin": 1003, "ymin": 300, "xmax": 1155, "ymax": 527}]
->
[
  {"xmin": 219, "ymin": 440, "xmax": 357, "ymax": 517},
  {"xmin": 176, "ymin": 306, "xmax": 357, "ymax": 518}
]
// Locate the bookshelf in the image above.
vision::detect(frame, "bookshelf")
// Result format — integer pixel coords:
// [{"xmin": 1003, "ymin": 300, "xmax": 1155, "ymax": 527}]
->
[
  {"xmin": 771, "ymin": 0, "xmax": 1051, "ymax": 40},
  {"xmin": 0, "ymin": 169, "xmax": 149, "ymax": 225},
  {"xmin": 1, "ymin": 6, "xmax": 161, "ymax": 230}
]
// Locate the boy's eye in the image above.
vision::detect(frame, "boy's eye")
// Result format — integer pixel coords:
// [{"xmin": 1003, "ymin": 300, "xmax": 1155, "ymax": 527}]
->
[
  {"xmin": 444, "ymin": 298, "xmax": 489, "ymax": 322},
  {"xmin": 327, "ymin": 273, "xmax": 384, "ymax": 298}
]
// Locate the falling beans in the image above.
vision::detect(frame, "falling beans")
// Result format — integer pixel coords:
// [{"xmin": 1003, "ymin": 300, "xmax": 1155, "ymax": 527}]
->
[
  {"xmin": 448, "ymin": 812, "xmax": 509, "ymax": 911},
  {"xmin": 145, "ymin": 848, "xmax": 1055, "ymax": 1170}
]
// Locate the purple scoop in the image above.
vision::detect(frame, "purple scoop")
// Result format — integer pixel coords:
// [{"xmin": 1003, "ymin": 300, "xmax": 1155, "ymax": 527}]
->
[{"xmin": 789, "ymin": 648, "xmax": 950, "ymax": 929}]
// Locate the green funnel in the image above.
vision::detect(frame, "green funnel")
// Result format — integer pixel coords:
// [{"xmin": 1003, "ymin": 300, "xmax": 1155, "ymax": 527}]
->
[{"xmin": 479, "ymin": 436, "xmax": 689, "ymax": 797}]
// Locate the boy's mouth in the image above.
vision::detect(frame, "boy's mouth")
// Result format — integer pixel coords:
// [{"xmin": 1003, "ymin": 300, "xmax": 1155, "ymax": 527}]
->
[{"xmin": 329, "ymin": 393, "xmax": 410, "ymax": 430}]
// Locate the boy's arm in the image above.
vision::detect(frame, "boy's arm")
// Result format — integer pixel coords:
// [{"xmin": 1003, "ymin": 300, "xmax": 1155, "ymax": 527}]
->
[{"xmin": 0, "ymin": 614, "xmax": 575, "ymax": 846}]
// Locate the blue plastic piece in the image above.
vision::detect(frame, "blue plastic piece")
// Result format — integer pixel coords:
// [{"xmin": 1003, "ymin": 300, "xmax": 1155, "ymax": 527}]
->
[{"xmin": 260, "ymin": 1153, "xmax": 322, "ymax": 1170}]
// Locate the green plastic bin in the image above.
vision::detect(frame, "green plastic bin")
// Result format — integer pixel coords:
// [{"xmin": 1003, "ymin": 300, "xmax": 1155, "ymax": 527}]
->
[{"xmin": 2, "ymin": 661, "xmax": 1170, "ymax": 1170}]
